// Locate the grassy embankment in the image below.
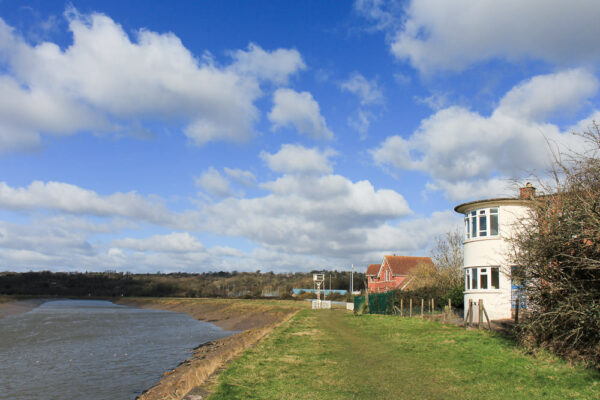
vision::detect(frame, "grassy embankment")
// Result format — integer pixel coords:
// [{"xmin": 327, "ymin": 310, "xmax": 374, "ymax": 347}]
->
[
  {"xmin": 208, "ymin": 309, "xmax": 600, "ymax": 400},
  {"xmin": 113, "ymin": 297, "xmax": 310, "ymax": 400}
]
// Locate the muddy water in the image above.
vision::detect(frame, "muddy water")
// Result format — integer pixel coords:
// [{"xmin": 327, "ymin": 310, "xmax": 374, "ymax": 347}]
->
[{"xmin": 0, "ymin": 299, "xmax": 233, "ymax": 400}]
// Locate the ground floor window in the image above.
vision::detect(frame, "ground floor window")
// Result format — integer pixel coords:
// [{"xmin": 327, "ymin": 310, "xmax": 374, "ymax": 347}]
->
[{"xmin": 465, "ymin": 266, "xmax": 500, "ymax": 290}]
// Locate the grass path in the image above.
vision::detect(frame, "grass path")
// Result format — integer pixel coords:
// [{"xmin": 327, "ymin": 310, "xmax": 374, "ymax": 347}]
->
[{"xmin": 208, "ymin": 309, "xmax": 600, "ymax": 399}]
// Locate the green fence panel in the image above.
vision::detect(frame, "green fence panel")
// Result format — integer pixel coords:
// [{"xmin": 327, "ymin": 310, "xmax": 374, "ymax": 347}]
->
[{"xmin": 354, "ymin": 292, "xmax": 394, "ymax": 314}]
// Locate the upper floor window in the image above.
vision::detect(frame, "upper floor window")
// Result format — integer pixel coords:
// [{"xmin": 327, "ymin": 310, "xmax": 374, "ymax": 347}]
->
[{"xmin": 464, "ymin": 208, "xmax": 498, "ymax": 239}]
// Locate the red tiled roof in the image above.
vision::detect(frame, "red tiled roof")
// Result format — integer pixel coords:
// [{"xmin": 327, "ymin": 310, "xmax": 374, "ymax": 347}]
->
[
  {"xmin": 384, "ymin": 256, "xmax": 433, "ymax": 276},
  {"xmin": 366, "ymin": 263, "xmax": 381, "ymax": 276}
]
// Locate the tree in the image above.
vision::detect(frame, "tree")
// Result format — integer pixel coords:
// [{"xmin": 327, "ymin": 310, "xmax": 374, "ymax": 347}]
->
[
  {"xmin": 406, "ymin": 229, "xmax": 464, "ymax": 306},
  {"xmin": 510, "ymin": 124, "xmax": 600, "ymax": 366}
]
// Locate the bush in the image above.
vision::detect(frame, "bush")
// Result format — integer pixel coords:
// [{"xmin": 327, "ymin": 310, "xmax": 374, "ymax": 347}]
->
[{"xmin": 510, "ymin": 125, "xmax": 600, "ymax": 367}]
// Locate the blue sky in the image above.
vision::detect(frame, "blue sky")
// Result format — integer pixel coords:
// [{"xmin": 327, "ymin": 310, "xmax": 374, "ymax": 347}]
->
[{"xmin": 1, "ymin": 0, "xmax": 600, "ymax": 273}]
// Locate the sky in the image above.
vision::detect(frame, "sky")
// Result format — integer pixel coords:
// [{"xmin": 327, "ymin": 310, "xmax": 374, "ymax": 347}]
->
[{"xmin": 1, "ymin": 0, "xmax": 600, "ymax": 273}]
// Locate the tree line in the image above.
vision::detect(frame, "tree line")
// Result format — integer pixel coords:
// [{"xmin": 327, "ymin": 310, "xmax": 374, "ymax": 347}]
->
[{"xmin": 0, "ymin": 269, "xmax": 365, "ymax": 299}]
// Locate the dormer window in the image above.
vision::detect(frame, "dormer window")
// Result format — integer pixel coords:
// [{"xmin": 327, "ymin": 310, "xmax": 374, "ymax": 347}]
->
[{"xmin": 465, "ymin": 208, "xmax": 498, "ymax": 239}]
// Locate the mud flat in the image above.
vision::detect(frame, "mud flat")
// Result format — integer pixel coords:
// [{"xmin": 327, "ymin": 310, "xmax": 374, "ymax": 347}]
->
[
  {"xmin": 115, "ymin": 298, "xmax": 305, "ymax": 400},
  {"xmin": 0, "ymin": 297, "xmax": 48, "ymax": 319}
]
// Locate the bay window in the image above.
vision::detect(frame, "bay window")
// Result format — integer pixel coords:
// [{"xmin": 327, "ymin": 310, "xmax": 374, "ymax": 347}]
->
[
  {"xmin": 464, "ymin": 208, "xmax": 499, "ymax": 239},
  {"xmin": 464, "ymin": 266, "xmax": 500, "ymax": 290}
]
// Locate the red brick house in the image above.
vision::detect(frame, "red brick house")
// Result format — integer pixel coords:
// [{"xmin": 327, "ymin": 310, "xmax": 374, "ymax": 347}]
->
[{"xmin": 366, "ymin": 255, "xmax": 434, "ymax": 293}]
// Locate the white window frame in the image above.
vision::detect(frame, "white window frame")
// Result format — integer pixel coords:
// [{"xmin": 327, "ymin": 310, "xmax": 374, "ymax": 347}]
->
[
  {"xmin": 465, "ymin": 208, "xmax": 499, "ymax": 240},
  {"xmin": 465, "ymin": 268, "xmax": 472, "ymax": 290},
  {"xmin": 464, "ymin": 266, "xmax": 500, "ymax": 290}
]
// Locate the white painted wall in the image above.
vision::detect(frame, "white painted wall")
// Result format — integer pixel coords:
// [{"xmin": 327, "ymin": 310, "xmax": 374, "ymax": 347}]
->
[{"xmin": 461, "ymin": 203, "xmax": 530, "ymax": 321}]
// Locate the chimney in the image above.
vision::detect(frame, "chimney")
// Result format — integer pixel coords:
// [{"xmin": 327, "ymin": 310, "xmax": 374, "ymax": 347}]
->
[{"xmin": 519, "ymin": 182, "xmax": 536, "ymax": 199}]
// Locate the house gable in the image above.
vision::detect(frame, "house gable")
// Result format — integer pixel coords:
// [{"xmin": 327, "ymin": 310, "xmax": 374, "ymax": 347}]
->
[{"xmin": 366, "ymin": 255, "xmax": 433, "ymax": 293}]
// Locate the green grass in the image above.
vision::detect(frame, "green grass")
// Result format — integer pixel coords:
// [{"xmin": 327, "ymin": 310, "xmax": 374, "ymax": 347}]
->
[{"xmin": 208, "ymin": 309, "xmax": 600, "ymax": 400}]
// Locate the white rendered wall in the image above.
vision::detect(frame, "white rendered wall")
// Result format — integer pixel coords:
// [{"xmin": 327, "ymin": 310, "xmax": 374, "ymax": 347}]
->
[{"xmin": 462, "ymin": 204, "xmax": 529, "ymax": 321}]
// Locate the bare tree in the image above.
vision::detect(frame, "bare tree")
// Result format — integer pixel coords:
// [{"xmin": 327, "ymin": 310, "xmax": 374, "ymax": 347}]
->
[
  {"xmin": 409, "ymin": 229, "xmax": 464, "ymax": 304},
  {"xmin": 510, "ymin": 123, "xmax": 600, "ymax": 366},
  {"xmin": 430, "ymin": 229, "xmax": 464, "ymax": 289}
]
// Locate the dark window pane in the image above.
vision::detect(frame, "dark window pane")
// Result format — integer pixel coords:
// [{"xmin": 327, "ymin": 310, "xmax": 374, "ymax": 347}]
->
[
  {"xmin": 480, "ymin": 271, "xmax": 488, "ymax": 289},
  {"xmin": 490, "ymin": 214, "xmax": 498, "ymax": 235},
  {"xmin": 479, "ymin": 215, "xmax": 487, "ymax": 236},
  {"xmin": 491, "ymin": 267, "xmax": 499, "ymax": 289},
  {"xmin": 472, "ymin": 268, "xmax": 477, "ymax": 289},
  {"xmin": 472, "ymin": 216, "xmax": 477, "ymax": 237}
]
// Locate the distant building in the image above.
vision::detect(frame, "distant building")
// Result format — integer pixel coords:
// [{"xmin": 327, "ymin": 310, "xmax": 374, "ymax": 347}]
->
[
  {"xmin": 454, "ymin": 184, "xmax": 535, "ymax": 321},
  {"xmin": 291, "ymin": 288, "xmax": 348, "ymax": 296},
  {"xmin": 366, "ymin": 255, "xmax": 434, "ymax": 293}
]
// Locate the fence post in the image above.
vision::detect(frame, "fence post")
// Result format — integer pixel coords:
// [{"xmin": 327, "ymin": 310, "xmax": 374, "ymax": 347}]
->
[
  {"xmin": 468, "ymin": 299, "xmax": 473, "ymax": 326},
  {"xmin": 481, "ymin": 299, "xmax": 491, "ymax": 330},
  {"xmin": 478, "ymin": 299, "xmax": 483, "ymax": 329},
  {"xmin": 409, "ymin": 298, "xmax": 413, "ymax": 317},
  {"xmin": 400, "ymin": 298, "xmax": 404, "ymax": 317},
  {"xmin": 421, "ymin": 298, "xmax": 424, "ymax": 318}
]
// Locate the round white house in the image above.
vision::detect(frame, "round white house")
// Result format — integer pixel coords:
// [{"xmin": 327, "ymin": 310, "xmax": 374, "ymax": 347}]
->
[{"xmin": 454, "ymin": 185, "xmax": 535, "ymax": 321}]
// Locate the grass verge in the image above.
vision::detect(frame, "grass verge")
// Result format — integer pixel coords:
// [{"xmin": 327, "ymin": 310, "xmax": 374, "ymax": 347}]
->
[{"xmin": 208, "ymin": 309, "xmax": 600, "ymax": 400}]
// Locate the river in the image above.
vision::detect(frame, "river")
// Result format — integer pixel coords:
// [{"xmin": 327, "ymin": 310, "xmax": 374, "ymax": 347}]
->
[{"xmin": 0, "ymin": 299, "xmax": 233, "ymax": 400}]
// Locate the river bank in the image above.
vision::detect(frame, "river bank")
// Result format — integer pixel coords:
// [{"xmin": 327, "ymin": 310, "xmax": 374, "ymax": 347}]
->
[
  {"xmin": 0, "ymin": 296, "xmax": 48, "ymax": 318},
  {"xmin": 115, "ymin": 297, "xmax": 307, "ymax": 400},
  {"xmin": 0, "ymin": 296, "xmax": 306, "ymax": 399}
]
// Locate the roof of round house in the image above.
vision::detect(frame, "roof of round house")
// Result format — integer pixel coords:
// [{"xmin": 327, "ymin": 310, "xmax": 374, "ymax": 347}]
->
[
  {"xmin": 384, "ymin": 255, "xmax": 433, "ymax": 276},
  {"xmin": 454, "ymin": 197, "xmax": 533, "ymax": 214}
]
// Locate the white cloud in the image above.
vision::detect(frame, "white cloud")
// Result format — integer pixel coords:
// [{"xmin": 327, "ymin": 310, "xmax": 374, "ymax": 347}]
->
[
  {"xmin": 268, "ymin": 88, "xmax": 334, "ymax": 140},
  {"xmin": 354, "ymin": 0, "xmax": 401, "ymax": 32},
  {"xmin": 111, "ymin": 232, "xmax": 204, "ymax": 253},
  {"xmin": 0, "ymin": 176, "xmax": 456, "ymax": 272},
  {"xmin": 0, "ymin": 10, "xmax": 308, "ymax": 153},
  {"xmin": 229, "ymin": 43, "xmax": 306, "ymax": 85},
  {"xmin": 195, "ymin": 167, "xmax": 234, "ymax": 198},
  {"xmin": 363, "ymin": 210, "xmax": 460, "ymax": 252},
  {"xmin": 204, "ymin": 172, "xmax": 412, "ymax": 258},
  {"xmin": 371, "ymin": 70, "xmax": 600, "ymax": 201},
  {"xmin": 0, "ymin": 180, "xmax": 199, "ymax": 227},
  {"xmin": 356, "ymin": 0, "xmax": 600, "ymax": 74},
  {"xmin": 425, "ymin": 179, "xmax": 515, "ymax": 203},
  {"xmin": 260, "ymin": 144, "xmax": 334, "ymax": 175},
  {"xmin": 224, "ymin": 168, "xmax": 256, "ymax": 187},
  {"xmin": 348, "ymin": 110, "xmax": 373, "ymax": 138},
  {"xmin": 340, "ymin": 72, "xmax": 384, "ymax": 105},
  {"xmin": 0, "ymin": 220, "xmax": 95, "ymax": 257},
  {"xmin": 339, "ymin": 73, "xmax": 383, "ymax": 137},
  {"xmin": 496, "ymin": 69, "xmax": 598, "ymax": 121}
]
